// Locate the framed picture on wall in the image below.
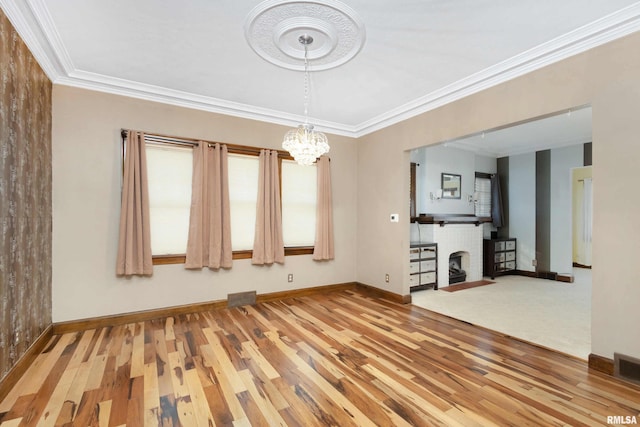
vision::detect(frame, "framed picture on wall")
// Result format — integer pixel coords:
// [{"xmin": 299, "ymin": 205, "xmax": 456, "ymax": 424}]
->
[{"xmin": 441, "ymin": 173, "xmax": 461, "ymax": 199}]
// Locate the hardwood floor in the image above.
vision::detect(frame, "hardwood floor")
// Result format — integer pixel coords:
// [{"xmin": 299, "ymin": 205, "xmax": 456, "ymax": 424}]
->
[{"xmin": 1, "ymin": 289, "xmax": 638, "ymax": 426}]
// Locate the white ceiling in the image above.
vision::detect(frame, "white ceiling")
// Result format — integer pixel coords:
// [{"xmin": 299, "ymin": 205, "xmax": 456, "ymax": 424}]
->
[{"xmin": 2, "ymin": 1, "xmax": 639, "ymax": 137}]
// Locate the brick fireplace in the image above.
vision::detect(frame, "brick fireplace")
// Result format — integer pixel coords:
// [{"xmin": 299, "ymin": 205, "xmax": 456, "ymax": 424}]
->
[{"xmin": 412, "ymin": 223, "xmax": 484, "ymax": 288}]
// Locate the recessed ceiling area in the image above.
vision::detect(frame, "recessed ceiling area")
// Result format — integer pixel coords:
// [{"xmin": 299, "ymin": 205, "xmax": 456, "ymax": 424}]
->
[
  {"xmin": 1, "ymin": 0, "xmax": 638, "ymax": 136},
  {"xmin": 445, "ymin": 106, "xmax": 592, "ymax": 158}
]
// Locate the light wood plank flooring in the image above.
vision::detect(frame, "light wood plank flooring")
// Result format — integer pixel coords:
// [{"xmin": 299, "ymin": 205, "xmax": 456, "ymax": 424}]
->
[{"xmin": 1, "ymin": 289, "xmax": 639, "ymax": 426}]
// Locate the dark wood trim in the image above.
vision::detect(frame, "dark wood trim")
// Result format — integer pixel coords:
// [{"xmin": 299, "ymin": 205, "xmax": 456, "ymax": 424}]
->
[
  {"xmin": 0, "ymin": 325, "xmax": 54, "ymax": 402},
  {"xmin": 256, "ymin": 282, "xmax": 357, "ymax": 303},
  {"xmin": 412, "ymin": 214, "xmax": 492, "ymax": 226},
  {"xmin": 536, "ymin": 149, "xmax": 552, "ymax": 272},
  {"xmin": 152, "ymin": 247, "xmax": 314, "ymax": 265},
  {"xmin": 233, "ymin": 250, "xmax": 252, "ymax": 260},
  {"xmin": 410, "ymin": 162, "xmax": 417, "ymax": 219},
  {"xmin": 589, "ymin": 353, "xmax": 615, "ymax": 376},
  {"xmin": 573, "ymin": 262, "xmax": 592, "ymax": 269},
  {"xmin": 584, "ymin": 142, "xmax": 593, "ymax": 167},
  {"xmin": 153, "ymin": 254, "xmax": 186, "ymax": 265},
  {"xmin": 497, "ymin": 157, "xmax": 510, "ymax": 237},
  {"xmin": 515, "ymin": 270, "xmax": 573, "ymax": 283},
  {"xmin": 284, "ymin": 247, "xmax": 314, "ymax": 256},
  {"xmin": 53, "ymin": 300, "xmax": 229, "ymax": 334},
  {"xmin": 516, "ymin": 269, "xmax": 537, "ymax": 278},
  {"xmin": 475, "ymin": 171, "xmax": 492, "ymax": 179},
  {"xmin": 53, "ymin": 282, "xmax": 359, "ymax": 334},
  {"xmin": 356, "ymin": 282, "xmax": 412, "ymax": 304}
]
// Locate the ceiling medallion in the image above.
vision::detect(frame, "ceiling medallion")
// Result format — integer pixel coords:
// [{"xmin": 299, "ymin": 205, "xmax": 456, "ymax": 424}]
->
[{"xmin": 244, "ymin": 0, "xmax": 366, "ymax": 71}]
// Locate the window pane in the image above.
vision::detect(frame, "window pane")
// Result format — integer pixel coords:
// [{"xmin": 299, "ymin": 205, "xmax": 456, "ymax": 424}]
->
[
  {"xmin": 228, "ymin": 154, "xmax": 259, "ymax": 250},
  {"xmin": 146, "ymin": 144, "xmax": 193, "ymax": 255},
  {"xmin": 282, "ymin": 160, "xmax": 317, "ymax": 246},
  {"xmin": 474, "ymin": 177, "xmax": 491, "ymax": 217}
]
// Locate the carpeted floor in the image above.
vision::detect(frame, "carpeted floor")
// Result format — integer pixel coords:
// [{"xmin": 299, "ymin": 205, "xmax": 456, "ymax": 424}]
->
[{"xmin": 411, "ymin": 268, "xmax": 591, "ymax": 359}]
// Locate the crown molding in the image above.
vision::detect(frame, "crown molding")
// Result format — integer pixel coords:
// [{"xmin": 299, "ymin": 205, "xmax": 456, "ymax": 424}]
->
[
  {"xmin": 3, "ymin": 0, "xmax": 640, "ymax": 138},
  {"xmin": 56, "ymin": 70, "xmax": 357, "ymax": 137},
  {"xmin": 352, "ymin": 3, "xmax": 640, "ymax": 137},
  {"xmin": 0, "ymin": 0, "xmax": 65, "ymax": 79},
  {"xmin": 26, "ymin": 0, "xmax": 75, "ymax": 73}
]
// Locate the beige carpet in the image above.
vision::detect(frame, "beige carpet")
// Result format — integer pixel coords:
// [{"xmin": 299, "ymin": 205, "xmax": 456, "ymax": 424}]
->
[{"xmin": 411, "ymin": 268, "xmax": 591, "ymax": 360}]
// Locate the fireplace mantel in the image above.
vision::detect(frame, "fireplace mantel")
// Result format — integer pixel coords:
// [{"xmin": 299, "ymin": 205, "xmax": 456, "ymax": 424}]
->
[{"xmin": 412, "ymin": 214, "xmax": 491, "ymax": 227}]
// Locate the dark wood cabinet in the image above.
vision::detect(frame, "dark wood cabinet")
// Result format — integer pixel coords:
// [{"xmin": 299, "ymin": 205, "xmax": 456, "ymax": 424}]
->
[
  {"xmin": 410, "ymin": 243, "xmax": 437, "ymax": 291},
  {"xmin": 483, "ymin": 238, "xmax": 516, "ymax": 279}
]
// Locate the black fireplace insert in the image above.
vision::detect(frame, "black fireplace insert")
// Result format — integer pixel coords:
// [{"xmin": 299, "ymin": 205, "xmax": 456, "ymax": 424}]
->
[{"xmin": 449, "ymin": 255, "xmax": 466, "ymax": 284}]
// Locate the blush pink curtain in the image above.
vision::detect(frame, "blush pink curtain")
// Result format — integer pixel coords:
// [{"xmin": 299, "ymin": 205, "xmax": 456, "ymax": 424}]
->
[
  {"xmin": 313, "ymin": 156, "xmax": 334, "ymax": 260},
  {"xmin": 116, "ymin": 131, "xmax": 153, "ymax": 276},
  {"xmin": 252, "ymin": 149, "xmax": 285, "ymax": 265},
  {"xmin": 185, "ymin": 143, "xmax": 233, "ymax": 269}
]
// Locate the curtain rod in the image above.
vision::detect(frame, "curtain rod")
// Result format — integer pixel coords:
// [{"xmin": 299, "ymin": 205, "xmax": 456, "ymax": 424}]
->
[
  {"xmin": 121, "ymin": 129, "xmax": 227, "ymax": 150},
  {"xmin": 121, "ymin": 129, "xmax": 199, "ymax": 147},
  {"xmin": 120, "ymin": 129, "xmax": 293, "ymax": 158}
]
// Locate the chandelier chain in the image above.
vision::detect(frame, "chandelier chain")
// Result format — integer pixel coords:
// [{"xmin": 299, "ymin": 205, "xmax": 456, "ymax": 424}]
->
[{"xmin": 303, "ymin": 42, "xmax": 309, "ymax": 123}]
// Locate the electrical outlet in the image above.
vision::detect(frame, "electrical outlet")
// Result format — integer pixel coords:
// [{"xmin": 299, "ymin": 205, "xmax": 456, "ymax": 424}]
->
[
  {"xmin": 385, "ymin": 273, "xmax": 389, "ymax": 283},
  {"xmin": 532, "ymin": 259, "xmax": 537, "ymax": 267},
  {"xmin": 287, "ymin": 273, "xmax": 293, "ymax": 282}
]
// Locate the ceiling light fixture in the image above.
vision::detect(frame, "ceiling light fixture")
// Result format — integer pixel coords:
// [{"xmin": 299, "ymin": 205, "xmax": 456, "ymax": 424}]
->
[{"xmin": 282, "ymin": 34, "xmax": 329, "ymax": 165}]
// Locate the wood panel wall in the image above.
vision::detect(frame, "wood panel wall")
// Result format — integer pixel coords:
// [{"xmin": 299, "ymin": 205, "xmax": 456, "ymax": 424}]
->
[{"xmin": 0, "ymin": 8, "xmax": 52, "ymax": 382}]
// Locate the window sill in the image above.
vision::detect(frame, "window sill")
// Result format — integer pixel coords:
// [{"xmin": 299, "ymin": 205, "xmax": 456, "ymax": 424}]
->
[{"xmin": 152, "ymin": 247, "xmax": 314, "ymax": 265}]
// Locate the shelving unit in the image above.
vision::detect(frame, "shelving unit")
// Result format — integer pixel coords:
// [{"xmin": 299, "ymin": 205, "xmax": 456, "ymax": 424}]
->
[
  {"xmin": 483, "ymin": 238, "xmax": 516, "ymax": 279},
  {"xmin": 409, "ymin": 242, "xmax": 438, "ymax": 291}
]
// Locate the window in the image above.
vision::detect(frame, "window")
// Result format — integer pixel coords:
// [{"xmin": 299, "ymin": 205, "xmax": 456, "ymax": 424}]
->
[
  {"xmin": 474, "ymin": 174, "xmax": 491, "ymax": 218},
  {"xmin": 146, "ymin": 143, "xmax": 193, "ymax": 255},
  {"xmin": 228, "ymin": 154, "xmax": 259, "ymax": 251},
  {"xmin": 282, "ymin": 159, "xmax": 317, "ymax": 246},
  {"xmin": 141, "ymin": 138, "xmax": 317, "ymax": 263}
]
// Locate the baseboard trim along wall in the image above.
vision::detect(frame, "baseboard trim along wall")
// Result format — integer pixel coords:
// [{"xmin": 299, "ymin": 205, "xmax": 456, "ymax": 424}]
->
[
  {"xmin": 589, "ymin": 353, "xmax": 615, "ymax": 376},
  {"xmin": 356, "ymin": 282, "xmax": 412, "ymax": 304},
  {"xmin": 52, "ymin": 282, "xmax": 409, "ymax": 335},
  {"xmin": 0, "ymin": 325, "xmax": 54, "ymax": 402},
  {"xmin": 515, "ymin": 270, "xmax": 574, "ymax": 283}
]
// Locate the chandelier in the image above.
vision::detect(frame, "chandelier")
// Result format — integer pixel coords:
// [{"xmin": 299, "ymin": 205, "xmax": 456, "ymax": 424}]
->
[{"xmin": 282, "ymin": 34, "xmax": 329, "ymax": 166}]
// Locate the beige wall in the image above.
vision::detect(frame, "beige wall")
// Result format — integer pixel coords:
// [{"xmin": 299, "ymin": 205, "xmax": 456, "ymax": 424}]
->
[
  {"xmin": 52, "ymin": 32, "xmax": 640, "ymax": 361},
  {"xmin": 357, "ymin": 32, "xmax": 640, "ymax": 360},
  {"xmin": 52, "ymin": 86, "xmax": 357, "ymax": 322}
]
